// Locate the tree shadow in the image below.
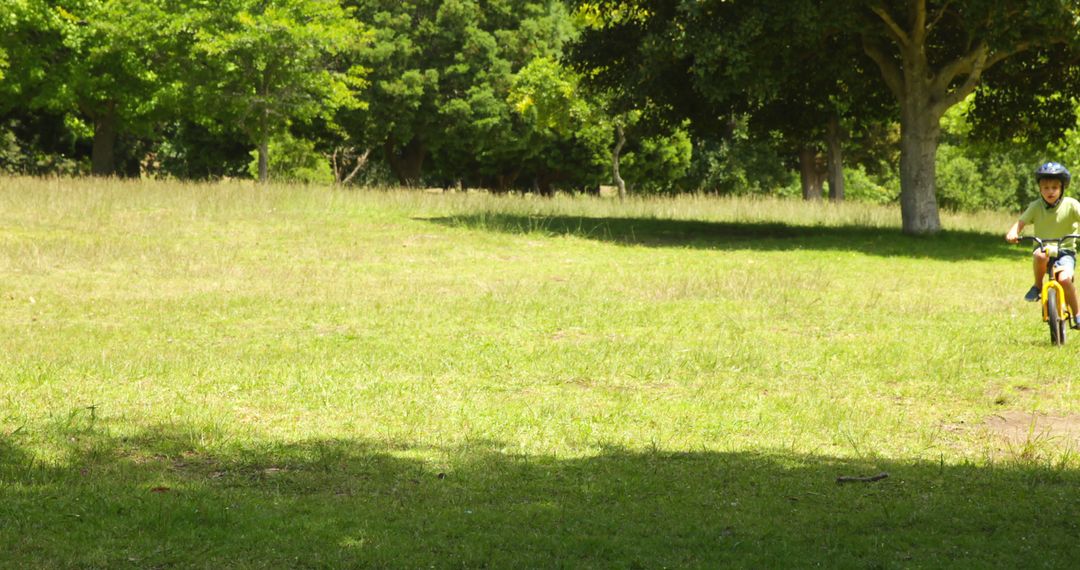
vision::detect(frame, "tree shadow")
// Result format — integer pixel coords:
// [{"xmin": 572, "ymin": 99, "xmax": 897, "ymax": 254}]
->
[
  {"xmin": 426, "ymin": 214, "xmax": 1018, "ymax": 261},
  {"xmin": 3, "ymin": 423, "xmax": 1080, "ymax": 567}
]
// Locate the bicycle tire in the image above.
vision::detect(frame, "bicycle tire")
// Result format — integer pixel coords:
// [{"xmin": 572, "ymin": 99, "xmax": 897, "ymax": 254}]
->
[{"xmin": 1048, "ymin": 287, "xmax": 1066, "ymax": 346}]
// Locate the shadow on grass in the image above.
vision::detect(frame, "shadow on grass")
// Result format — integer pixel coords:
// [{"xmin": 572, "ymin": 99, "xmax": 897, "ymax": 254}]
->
[
  {"xmin": 427, "ymin": 214, "xmax": 1019, "ymax": 261},
  {"xmin": 3, "ymin": 424, "xmax": 1080, "ymax": 567}
]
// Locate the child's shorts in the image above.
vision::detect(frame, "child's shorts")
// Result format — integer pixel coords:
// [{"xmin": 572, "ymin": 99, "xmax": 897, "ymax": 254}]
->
[{"xmin": 1053, "ymin": 250, "xmax": 1077, "ymax": 276}]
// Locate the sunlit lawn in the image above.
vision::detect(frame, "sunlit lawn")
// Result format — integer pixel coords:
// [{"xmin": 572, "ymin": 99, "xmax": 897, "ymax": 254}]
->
[{"xmin": 2, "ymin": 176, "xmax": 1079, "ymax": 568}]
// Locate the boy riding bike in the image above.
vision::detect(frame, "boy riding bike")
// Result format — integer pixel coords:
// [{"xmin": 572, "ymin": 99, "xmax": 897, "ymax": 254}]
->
[{"xmin": 1006, "ymin": 162, "xmax": 1080, "ymax": 328}]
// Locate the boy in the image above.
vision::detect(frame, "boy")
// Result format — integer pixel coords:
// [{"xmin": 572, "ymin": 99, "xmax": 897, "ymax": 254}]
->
[{"xmin": 1006, "ymin": 162, "xmax": 1080, "ymax": 328}]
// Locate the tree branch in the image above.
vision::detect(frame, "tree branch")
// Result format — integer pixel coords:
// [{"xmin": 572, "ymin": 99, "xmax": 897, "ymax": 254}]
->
[
  {"xmin": 926, "ymin": 0, "xmax": 954, "ymax": 33},
  {"xmin": 929, "ymin": 37, "xmax": 1043, "ymax": 117},
  {"xmin": 931, "ymin": 47, "xmax": 989, "ymax": 117},
  {"xmin": 930, "ymin": 41, "xmax": 988, "ymax": 95},
  {"xmin": 910, "ymin": 0, "xmax": 927, "ymax": 46},
  {"xmin": 340, "ymin": 148, "xmax": 370, "ymax": 186},
  {"xmin": 986, "ymin": 41, "xmax": 1035, "ymax": 68},
  {"xmin": 837, "ymin": 472, "xmax": 889, "ymax": 484},
  {"xmin": 870, "ymin": 4, "xmax": 909, "ymax": 48},
  {"xmin": 862, "ymin": 37, "xmax": 904, "ymax": 102}
]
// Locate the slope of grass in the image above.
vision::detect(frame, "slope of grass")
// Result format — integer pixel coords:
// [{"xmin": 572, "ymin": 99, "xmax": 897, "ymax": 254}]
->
[{"xmin": 2, "ymin": 177, "xmax": 1079, "ymax": 567}]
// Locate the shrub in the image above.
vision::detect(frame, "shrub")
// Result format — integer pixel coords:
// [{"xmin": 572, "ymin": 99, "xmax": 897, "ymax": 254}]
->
[
  {"xmin": 936, "ymin": 144, "xmax": 1024, "ymax": 211},
  {"xmin": 248, "ymin": 131, "xmax": 334, "ymax": 184},
  {"xmin": 845, "ymin": 165, "xmax": 899, "ymax": 204}
]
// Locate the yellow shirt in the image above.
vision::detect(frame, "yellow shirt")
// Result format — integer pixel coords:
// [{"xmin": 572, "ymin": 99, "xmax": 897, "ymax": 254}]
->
[{"xmin": 1020, "ymin": 197, "xmax": 1080, "ymax": 250}]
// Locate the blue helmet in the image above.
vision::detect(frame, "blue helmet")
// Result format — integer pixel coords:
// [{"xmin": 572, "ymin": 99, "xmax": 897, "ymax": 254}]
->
[{"xmin": 1036, "ymin": 161, "xmax": 1071, "ymax": 190}]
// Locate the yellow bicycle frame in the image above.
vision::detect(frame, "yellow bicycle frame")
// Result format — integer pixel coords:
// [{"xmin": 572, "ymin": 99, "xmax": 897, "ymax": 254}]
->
[
  {"xmin": 1037, "ymin": 242, "xmax": 1073, "ymax": 323},
  {"xmin": 1042, "ymin": 280, "xmax": 1071, "ymax": 322}
]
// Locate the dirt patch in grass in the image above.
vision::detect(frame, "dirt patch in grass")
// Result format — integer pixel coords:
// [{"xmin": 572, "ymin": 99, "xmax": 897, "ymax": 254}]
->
[{"xmin": 984, "ymin": 411, "xmax": 1080, "ymax": 446}]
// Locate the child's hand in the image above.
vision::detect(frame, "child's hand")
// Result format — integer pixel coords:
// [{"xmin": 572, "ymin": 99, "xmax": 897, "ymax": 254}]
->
[{"xmin": 1006, "ymin": 221, "xmax": 1025, "ymax": 243}]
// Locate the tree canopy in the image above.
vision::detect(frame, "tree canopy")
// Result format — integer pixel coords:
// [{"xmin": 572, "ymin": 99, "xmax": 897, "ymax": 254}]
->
[
  {"xmin": 184, "ymin": 0, "xmax": 367, "ymax": 182},
  {"xmin": 569, "ymin": 0, "xmax": 1080, "ymax": 233},
  {"xmin": 3, "ymin": 0, "xmax": 1080, "ymax": 221}
]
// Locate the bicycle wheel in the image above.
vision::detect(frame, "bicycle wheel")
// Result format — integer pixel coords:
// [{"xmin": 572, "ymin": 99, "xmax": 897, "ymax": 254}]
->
[{"xmin": 1048, "ymin": 289, "xmax": 1066, "ymax": 346}]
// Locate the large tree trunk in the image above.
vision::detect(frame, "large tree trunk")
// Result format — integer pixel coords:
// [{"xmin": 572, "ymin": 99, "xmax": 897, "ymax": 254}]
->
[
  {"xmin": 798, "ymin": 146, "xmax": 824, "ymax": 201},
  {"xmin": 612, "ymin": 123, "xmax": 626, "ymax": 200},
  {"xmin": 826, "ymin": 115, "xmax": 844, "ymax": 202},
  {"xmin": 91, "ymin": 102, "xmax": 118, "ymax": 176},
  {"xmin": 898, "ymin": 98, "xmax": 943, "ymax": 235},
  {"xmin": 385, "ymin": 136, "xmax": 426, "ymax": 187}
]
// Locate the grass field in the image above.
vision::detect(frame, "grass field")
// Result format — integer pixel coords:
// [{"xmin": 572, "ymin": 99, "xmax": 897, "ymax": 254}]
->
[{"xmin": 3, "ymin": 176, "xmax": 1080, "ymax": 568}]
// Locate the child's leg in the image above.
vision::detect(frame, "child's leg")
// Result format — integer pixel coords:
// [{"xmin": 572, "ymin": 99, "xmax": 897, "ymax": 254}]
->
[
  {"xmin": 1057, "ymin": 256, "xmax": 1079, "ymax": 317},
  {"xmin": 1023, "ymin": 250, "xmax": 1051, "ymax": 301},
  {"xmin": 1034, "ymin": 250, "xmax": 1049, "ymax": 287},
  {"xmin": 1060, "ymin": 272, "xmax": 1079, "ymax": 319}
]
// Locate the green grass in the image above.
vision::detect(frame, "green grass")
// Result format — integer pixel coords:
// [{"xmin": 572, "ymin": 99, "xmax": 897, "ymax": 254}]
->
[{"xmin": 3, "ymin": 176, "xmax": 1080, "ymax": 568}]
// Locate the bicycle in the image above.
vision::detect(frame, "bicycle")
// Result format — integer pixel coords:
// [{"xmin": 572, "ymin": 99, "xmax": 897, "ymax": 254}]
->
[{"xmin": 1020, "ymin": 234, "xmax": 1080, "ymax": 345}]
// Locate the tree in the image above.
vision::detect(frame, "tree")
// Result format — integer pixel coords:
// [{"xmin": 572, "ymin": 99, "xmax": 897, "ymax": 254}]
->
[
  {"xmin": 507, "ymin": 57, "xmax": 609, "ymax": 194},
  {"xmin": 721, "ymin": 21, "xmax": 894, "ymax": 203},
  {"xmin": 344, "ymin": 0, "xmax": 579, "ymax": 188},
  {"xmin": 854, "ymin": 0, "xmax": 1080, "ymax": 233},
  {"xmin": 570, "ymin": 0, "xmax": 1080, "ymax": 233},
  {"xmin": 185, "ymin": 0, "xmax": 367, "ymax": 183},
  {"xmin": 0, "ymin": 1, "xmax": 174, "ymax": 176},
  {"xmin": 569, "ymin": 3, "xmax": 713, "ymax": 197},
  {"xmin": 569, "ymin": 1, "xmax": 874, "ymax": 200}
]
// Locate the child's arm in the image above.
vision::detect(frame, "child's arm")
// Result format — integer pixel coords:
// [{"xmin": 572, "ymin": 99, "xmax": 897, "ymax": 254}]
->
[{"xmin": 1006, "ymin": 220, "xmax": 1025, "ymax": 243}]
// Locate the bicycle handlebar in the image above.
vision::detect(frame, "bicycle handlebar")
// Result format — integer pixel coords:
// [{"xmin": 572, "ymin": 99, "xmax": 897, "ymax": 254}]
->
[{"xmin": 1020, "ymin": 234, "xmax": 1080, "ymax": 248}]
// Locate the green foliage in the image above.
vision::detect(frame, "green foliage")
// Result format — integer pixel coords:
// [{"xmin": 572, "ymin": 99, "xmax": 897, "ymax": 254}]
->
[
  {"xmin": 683, "ymin": 123, "xmax": 794, "ymax": 195},
  {"xmin": 935, "ymin": 145, "xmax": 1027, "ymax": 212},
  {"xmin": 0, "ymin": 108, "xmax": 89, "ymax": 175},
  {"xmin": 842, "ymin": 165, "xmax": 899, "ymax": 205},
  {"xmin": 154, "ymin": 121, "xmax": 252, "ymax": 180},
  {"xmin": 620, "ymin": 126, "xmax": 693, "ymax": 194},
  {"xmin": 568, "ymin": 0, "xmax": 1080, "ymax": 233},
  {"xmin": 507, "ymin": 56, "xmax": 608, "ymax": 191},
  {"xmin": 775, "ymin": 165, "xmax": 898, "ymax": 204},
  {"xmin": 971, "ymin": 44, "xmax": 1080, "ymax": 148},
  {"xmin": 1042, "ymin": 103, "xmax": 1080, "ymax": 198},
  {"xmin": 0, "ymin": 2, "xmax": 13, "ymax": 83},
  {"xmin": 935, "ymin": 97, "xmax": 1036, "ymax": 212},
  {"xmin": 42, "ymin": 0, "xmax": 183, "ymax": 174},
  {"xmin": 183, "ymin": 0, "xmax": 367, "ymax": 180},
  {"xmin": 936, "ymin": 145, "xmax": 983, "ymax": 211},
  {"xmin": 347, "ymin": 0, "xmax": 581, "ymax": 188},
  {"xmin": 246, "ymin": 130, "xmax": 334, "ymax": 184},
  {"xmin": 0, "ymin": 122, "xmax": 84, "ymax": 175},
  {"xmin": 510, "ymin": 57, "xmax": 591, "ymax": 138}
]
